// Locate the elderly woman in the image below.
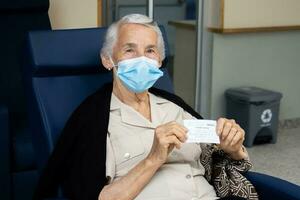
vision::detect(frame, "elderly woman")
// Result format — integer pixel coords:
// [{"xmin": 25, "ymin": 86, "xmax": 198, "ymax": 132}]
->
[{"xmin": 34, "ymin": 14, "xmax": 258, "ymax": 200}]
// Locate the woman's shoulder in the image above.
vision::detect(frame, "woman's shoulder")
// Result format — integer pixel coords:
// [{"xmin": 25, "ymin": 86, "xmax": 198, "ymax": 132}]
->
[
  {"xmin": 149, "ymin": 87, "xmax": 203, "ymax": 119},
  {"xmin": 70, "ymin": 83, "xmax": 113, "ymax": 119}
]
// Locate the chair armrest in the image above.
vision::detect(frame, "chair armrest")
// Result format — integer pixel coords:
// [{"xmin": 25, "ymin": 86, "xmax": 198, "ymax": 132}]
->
[
  {"xmin": 0, "ymin": 104, "xmax": 10, "ymax": 200},
  {"xmin": 245, "ymin": 171, "xmax": 300, "ymax": 200}
]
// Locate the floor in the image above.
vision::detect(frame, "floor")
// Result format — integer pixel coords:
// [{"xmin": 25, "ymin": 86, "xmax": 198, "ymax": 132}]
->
[{"xmin": 247, "ymin": 127, "xmax": 300, "ymax": 186}]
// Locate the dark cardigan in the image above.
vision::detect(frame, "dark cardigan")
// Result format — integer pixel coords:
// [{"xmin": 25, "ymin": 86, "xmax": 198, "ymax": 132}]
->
[{"xmin": 34, "ymin": 83, "xmax": 202, "ymax": 200}]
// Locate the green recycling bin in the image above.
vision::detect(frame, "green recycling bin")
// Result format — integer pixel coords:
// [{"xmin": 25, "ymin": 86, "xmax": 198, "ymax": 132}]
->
[{"xmin": 225, "ymin": 87, "xmax": 282, "ymax": 147}]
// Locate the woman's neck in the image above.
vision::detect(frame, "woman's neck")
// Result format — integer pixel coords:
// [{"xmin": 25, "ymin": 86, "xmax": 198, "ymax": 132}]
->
[{"xmin": 112, "ymin": 79, "xmax": 152, "ymax": 121}]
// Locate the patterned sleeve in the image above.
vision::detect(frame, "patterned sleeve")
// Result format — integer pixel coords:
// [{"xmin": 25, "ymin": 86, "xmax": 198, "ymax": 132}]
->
[
  {"xmin": 200, "ymin": 143, "xmax": 258, "ymax": 199},
  {"xmin": 182, "ymin": 109, "xmax": 258, "ymax": 199}
]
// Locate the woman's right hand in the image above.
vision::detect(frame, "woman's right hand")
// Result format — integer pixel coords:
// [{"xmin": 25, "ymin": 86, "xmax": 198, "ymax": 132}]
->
[{"xmin": 147, "ymin": 121, "xmax": 188, "ymax": 166}]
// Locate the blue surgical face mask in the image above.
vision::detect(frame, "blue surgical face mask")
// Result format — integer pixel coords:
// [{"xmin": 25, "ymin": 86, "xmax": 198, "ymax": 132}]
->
[{"xmin": 111, "ymin": 56, "xmax": 164, "ymax": 93}]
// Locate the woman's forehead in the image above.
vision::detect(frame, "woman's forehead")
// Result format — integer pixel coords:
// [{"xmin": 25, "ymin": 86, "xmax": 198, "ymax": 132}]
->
[{"xmin": 117, "ymin": 24, "xmax": 158, "ymax": 47}]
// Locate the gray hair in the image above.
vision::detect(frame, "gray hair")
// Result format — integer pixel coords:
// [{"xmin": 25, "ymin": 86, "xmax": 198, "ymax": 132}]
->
[{"xmin": 101, "ymin": 14, "xmax": 165, "ymax": 60}]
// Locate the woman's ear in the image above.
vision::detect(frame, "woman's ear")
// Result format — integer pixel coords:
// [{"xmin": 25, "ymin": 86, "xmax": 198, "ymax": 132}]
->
[
  {"xmin": 101, "ymin": 54, "xmax": 114, "ymax": 71},
  {"xmin": 158, "ymin": 59, "xmax": 163, "ymax": 68}
]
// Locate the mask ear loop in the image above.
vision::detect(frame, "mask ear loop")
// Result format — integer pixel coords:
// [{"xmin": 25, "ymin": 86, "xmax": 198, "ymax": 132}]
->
[{"xmin": 109, "ymin": 57, "xmax": 118, "ymax": 71}]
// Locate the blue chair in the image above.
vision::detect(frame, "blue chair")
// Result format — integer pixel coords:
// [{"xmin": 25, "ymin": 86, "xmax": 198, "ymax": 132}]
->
[
  {"xmin": 0, "ymin": 0, "xmax": 51, "ymax": 199},
  {"xmin": 0, "ymin": 104, "xmax": 10, "ymax": 200},
  {"xmin": 22, "ymin": 27, "xmax": 300, "ymax": 200}
]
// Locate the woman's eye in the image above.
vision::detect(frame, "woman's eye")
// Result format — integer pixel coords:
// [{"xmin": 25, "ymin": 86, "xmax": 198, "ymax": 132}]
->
[
  {"xmin": 125, "ymin": 49, "xmax": 133, "ymax": 53},
  {"xmin": 147, "ymin": 49, "xmax": 155, "ymax": 53}
]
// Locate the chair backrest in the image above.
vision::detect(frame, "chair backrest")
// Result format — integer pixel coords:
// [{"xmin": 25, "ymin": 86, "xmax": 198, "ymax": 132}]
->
[
  {"xmin": 0, "ymin": 0, "xmax": 50, "ymax": 129},
  {"xmin": 22, "ymin": 26, "xmax": 174, "ymax": 171},
  {"xmin": 0, "ymin": 2, "xmax": 50, "ymax": 199}
]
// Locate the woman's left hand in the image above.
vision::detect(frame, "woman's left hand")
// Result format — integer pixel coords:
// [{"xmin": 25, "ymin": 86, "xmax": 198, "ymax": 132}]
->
[{"xmin": 216, "ymin": 118, "xmax": 247, "ymax": 160}]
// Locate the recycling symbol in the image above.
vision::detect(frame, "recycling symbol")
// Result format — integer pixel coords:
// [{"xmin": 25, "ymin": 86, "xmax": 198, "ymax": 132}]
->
[{"xmin": 261, "ymin": 109, "xmax": 272, "ymax": 123}]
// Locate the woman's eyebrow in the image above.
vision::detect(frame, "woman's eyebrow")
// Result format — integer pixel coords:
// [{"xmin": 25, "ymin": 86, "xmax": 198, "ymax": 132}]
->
[
  {"xmin": 122, "ymin": 43, "xmax": 137, "ymax": 48},
  {"xmin": 121, "ymin": 43, "xmax": 157, "ymax": 49},
  {"xmin": 146, "ymin": 44, "xmax": 157, "ymax": 49}
]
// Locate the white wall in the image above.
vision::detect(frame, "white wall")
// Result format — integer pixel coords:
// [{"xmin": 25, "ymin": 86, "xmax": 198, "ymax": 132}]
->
[
  {"xmin": 225, "ymin": 0, "xmax": 300, "ymax": 28},
  {"xmin": 210, "ymin": 30, "xmax": 300, "ymax": 120},
  {"xmin": 207, "ymin": 0, "xmax": 300, "ymax": 29},
  {"xmin": 49, "ymin": 0, "xmax": 98, "ymax": 29}
]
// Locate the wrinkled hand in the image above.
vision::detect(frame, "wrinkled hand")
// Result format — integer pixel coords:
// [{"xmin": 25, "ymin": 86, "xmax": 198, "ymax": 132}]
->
[
  {"xmin": 216, "ymin": 118, "xmax": 247, "ymax": 160},
  {"xmin": 147, "ymin": 121, "xmax": 188, "ymax": 166}
]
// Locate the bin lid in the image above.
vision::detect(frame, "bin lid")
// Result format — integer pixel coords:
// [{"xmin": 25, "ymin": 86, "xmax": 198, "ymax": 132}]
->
[{"xmin": 225, "ymin": 87, "xmax": 282, "ymax": 103}]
